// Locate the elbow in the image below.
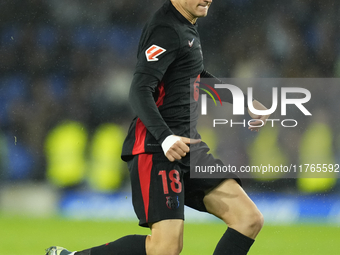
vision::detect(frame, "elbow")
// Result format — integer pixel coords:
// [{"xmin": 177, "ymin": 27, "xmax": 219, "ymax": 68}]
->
[{"xmin": 129, "ymin": 81, "xmax": 140, "ymax": 104}]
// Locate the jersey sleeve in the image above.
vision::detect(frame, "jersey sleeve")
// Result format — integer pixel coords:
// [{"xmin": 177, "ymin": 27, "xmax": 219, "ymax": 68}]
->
[
  {"xmin": 135, "ymin": 25, "xmax": 180, "ymax": 81},
  {"xmin": 129, "ymin": 72, "xmax": 174, "ymax": 145}
]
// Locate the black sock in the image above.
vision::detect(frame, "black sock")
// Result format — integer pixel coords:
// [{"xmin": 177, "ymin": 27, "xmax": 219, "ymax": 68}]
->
[
  {"xmin": 75, "ymin": 235, "xmax": 147, "ymax": 255},
  {"xmin": 213, "ymin": 228, "xmax": 254, "ymax": 255}
]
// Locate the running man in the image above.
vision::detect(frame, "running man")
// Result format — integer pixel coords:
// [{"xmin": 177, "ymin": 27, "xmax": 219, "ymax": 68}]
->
[{"xmin": 46, "ymin": 0, "xmax": 269, "ymax": 254}]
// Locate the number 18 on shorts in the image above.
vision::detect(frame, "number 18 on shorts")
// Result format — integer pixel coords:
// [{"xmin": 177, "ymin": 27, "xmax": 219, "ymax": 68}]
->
[{"xmin": 127, "ymin": 153, "xmax": 185, "ymax": 227}]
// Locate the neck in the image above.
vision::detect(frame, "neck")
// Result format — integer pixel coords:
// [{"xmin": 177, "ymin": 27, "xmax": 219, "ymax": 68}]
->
[{"xmin": 170, "ymin": 0, "xmax": 197, "ymax": 24}]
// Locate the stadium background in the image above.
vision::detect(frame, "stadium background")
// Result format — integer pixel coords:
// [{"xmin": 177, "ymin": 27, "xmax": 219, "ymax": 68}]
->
[{"xmin": 0, "ymin": 0, "xmax": 340, "ymax": 254}]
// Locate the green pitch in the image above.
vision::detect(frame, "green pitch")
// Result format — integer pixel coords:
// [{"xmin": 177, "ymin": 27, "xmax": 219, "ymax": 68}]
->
[{"xmin": 1, "ymin": 215, "xmax": 339, "ymax": 255}]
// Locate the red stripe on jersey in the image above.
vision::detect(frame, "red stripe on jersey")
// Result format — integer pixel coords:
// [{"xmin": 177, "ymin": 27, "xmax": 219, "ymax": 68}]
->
[
  {"xmin": 138, "ymin": 154, "xmax": 153, "ymax": 222},
  {"xmin": 132, "ymin": 118, "xmax": 147, "ymax": 155},
  {"xmin": 156, "ymin": 81, "xmax": 165, "ymax": 107},
  {"xmin": 132, "ymin": 81, "xmax": 165, "ymax": 155}
]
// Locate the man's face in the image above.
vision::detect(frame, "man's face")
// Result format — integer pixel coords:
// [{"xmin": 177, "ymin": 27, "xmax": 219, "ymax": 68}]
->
[{"xmin": 181, "ymin": 0, "xmax": 212, "ymax": 18}]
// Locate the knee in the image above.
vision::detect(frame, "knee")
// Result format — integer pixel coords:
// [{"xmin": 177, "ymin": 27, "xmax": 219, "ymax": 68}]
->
[
  {"xmin": 147, "ymin": 237, "xmax": 183, "ymax": 255},
  {"xmin": 165, "ymin": 242, "xmax": 183, "ymax": 255},
  {"xmin": 226, "ymin": 207, "xmax": 264, "ymax": 238},
  {"xmin": 246, "ymin": 209, "xmax": 264, "ymax": 234},
  {"xmin": 238, "ymin": 208, "xmax": 264, "ymax": 237},
  {"xmin": 149, "ymin": 244, "xmax": 182, "ymax": 255}
]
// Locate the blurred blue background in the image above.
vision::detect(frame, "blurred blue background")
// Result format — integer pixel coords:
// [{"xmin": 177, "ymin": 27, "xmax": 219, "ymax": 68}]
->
[{"xmin": 0, "ymin": 0, "xmax": 340, "ymax": 224}]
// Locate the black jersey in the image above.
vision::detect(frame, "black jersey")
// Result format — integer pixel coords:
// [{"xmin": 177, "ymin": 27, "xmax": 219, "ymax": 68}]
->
[{"xmin": 121, "ymin": 0, "xmax": 232, "ymax": 162}]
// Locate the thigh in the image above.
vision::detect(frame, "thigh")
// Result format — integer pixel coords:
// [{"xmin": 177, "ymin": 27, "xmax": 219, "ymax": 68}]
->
[
  {"xmin": 128, "ymin": 153, "xmax": 185, "ymax": 227},
  {"xmin": 146, "ymin": 219, "xmax": 184, "ymax": 255},
  {"xmin": 183, "ymin": 152, "xmax": 241, "ymax": 212},
  {"xmin": 203, "ymin": 178, "xmax": 259, "ymax": 225}
]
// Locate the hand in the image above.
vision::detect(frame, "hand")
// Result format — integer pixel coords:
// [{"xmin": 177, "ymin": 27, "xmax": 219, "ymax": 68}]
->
[
  {"xmin": 162, "ymin": 135, "xmax": 201, "ymax": 162},
  {"xmin": 248, "ymin": 100, "xmax": 271, "ymax": 132}
]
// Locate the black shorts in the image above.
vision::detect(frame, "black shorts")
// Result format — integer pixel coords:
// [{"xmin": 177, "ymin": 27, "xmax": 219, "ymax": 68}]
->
[{"xmin": 127, "ymin": 151, "xmax": 241, "ymax": 227}]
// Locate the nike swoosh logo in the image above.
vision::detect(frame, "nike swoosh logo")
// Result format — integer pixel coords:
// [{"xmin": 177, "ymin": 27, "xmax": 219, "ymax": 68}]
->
[{"xmin": 188, "ymin": 38, "xmax": 195, "ymax": 47}]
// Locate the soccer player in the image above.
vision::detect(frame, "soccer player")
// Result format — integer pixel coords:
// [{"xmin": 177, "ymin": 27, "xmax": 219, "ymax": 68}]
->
[{"xmin": 46, "ymin": 0, "xmax": 269, "ymax": 254}]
